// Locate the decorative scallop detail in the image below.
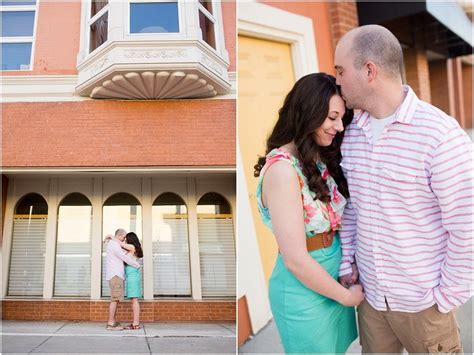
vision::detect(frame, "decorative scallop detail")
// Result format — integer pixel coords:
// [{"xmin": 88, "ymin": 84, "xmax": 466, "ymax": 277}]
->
[{"xmin": 90, "ymin": 71, "xmax": 217, "ymax": 99}]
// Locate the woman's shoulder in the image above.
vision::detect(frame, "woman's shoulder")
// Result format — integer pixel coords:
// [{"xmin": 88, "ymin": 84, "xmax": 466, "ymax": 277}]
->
[
  {"xmin": 264, "ymin": 159, "xmax": 297, "ymax": 179},
  {"xmin": 266, "ymin": 147, "xmax": 296, "ymax": 161}
]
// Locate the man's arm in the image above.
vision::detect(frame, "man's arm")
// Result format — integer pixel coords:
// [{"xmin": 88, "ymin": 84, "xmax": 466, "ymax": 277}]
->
[
  {"xmin": 110, "ymin": 241, "xmax": 140, "ymax": 268},
  {"xmin": 430, "ymin": 127, "xmax": 473, "ymax": 313},
  {"xmin": 338, "ymin": 198, "xmax": 358, "ymax": 284}
]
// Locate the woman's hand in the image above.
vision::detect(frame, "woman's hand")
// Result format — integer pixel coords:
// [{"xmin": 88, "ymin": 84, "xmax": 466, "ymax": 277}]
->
[
  {"xmin": 104, "ymin": 234, "xmax": 113, "ymax": 242},
  {"xmin": 341, "ymin": 284, "xmax": 365, "ymax": 307},
  {"xmin": 339, "ymin": 263, "xmax": 359, "ymax": 287}
]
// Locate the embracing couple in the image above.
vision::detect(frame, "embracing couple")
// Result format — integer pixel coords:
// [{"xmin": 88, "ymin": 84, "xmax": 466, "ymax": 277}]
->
[
  {"xmin": 255, "ymin": 25, "xmax": 472, "ymax": 353},
  {"xmin": 104, "ymin": 228, "xmax": 144, "ymax": 331}
]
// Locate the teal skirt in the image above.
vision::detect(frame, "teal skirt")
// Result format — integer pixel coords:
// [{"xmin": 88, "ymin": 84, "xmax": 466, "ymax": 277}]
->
[
  {"xmin": 269, "ymin": 235, "xmax": 357, "ymax": 353},
  {"xmin": 125, "ymin": 264, "xmax": 142, "ymax": 298}
]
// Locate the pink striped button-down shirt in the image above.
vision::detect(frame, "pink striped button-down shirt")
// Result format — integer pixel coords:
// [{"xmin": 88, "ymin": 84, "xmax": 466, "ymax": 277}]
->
[
  {"xmin": 105, "ymin": 239, "xmax": 140, "ymax": 281},
  {"xmin": 339, "ymin": 85, "xmax": 473, "ymax": 313}
]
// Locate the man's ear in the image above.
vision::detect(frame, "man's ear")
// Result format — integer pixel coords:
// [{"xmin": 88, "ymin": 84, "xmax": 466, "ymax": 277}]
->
[{"xmin": 366, "ymin": 61, "xmax": 377, "ymax": 82}]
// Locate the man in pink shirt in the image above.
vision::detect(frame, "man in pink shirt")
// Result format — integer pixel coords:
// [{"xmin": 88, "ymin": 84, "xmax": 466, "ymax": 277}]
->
[
  {"xmin": 334, "ymin": 25, "xmax": 472, "ymax": 353},
  {"xmin": 105, "ymin": 228, "xmax": 140, "ymax": 331}
]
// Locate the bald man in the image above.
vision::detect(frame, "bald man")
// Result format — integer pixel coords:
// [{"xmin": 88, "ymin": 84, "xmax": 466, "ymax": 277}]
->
[{"xmin": 334, "ymin": 25, "xmax": 472, "ymax": 353}]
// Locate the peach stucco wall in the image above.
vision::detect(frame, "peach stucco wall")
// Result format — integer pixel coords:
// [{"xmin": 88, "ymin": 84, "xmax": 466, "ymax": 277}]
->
[
  {"xmin": 262, "ymin": 1, "xmax": 336, "ymax": 75},
  {"xmin": 2, "ymin": 0, "xmax": 82, "ymax": 76},
  {"xmin": 222, "ymin": 1, "xmax": 236, "ymax": 72},
  {"xmin": 2, "ymin": 1, "xmax": 235, "ymax": 76}
]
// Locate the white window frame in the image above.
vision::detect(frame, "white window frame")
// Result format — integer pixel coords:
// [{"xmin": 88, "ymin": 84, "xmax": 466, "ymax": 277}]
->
[
  {"xmin": 197, "ymin": 0, "xmax": 218, "ymax": 52},
  {"xmin": 126, "ymin": 0, "xmax": 184, "ymax": 37},
  {"xmin": 0, "ymin": 1, "xmax": 39, "ymax": 71},
  {"xmin": 238, "ymin": 2, "xmax": 318, "ymax": 81},
  {"xmin": 87, "ymin": 0, "xmax": 109, "ymax": 54}
]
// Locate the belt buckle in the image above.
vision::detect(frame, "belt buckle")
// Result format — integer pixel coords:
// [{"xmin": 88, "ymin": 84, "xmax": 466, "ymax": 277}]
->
[{"xmin": 322, "ymin": 231, "xmax": 333, "ymax": 248}]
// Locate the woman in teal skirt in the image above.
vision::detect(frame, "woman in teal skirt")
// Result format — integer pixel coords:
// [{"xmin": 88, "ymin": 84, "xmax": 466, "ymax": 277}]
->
[
  {"xmin": 254, "ymin": 73, "xmax": 364, "ymax": 353},
  {"xmin": 118, "ymin": 232, "xmax": 143, "ymax": 330}
]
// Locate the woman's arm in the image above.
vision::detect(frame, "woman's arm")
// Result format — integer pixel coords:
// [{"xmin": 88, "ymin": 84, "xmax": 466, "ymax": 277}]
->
[
  {"xmin": 263, "ymin": 161, "xmax": 364, "ymax": 306},
  {"xmin": 119, "ymin": 241, "xmax": 135, "ymax": 253}
]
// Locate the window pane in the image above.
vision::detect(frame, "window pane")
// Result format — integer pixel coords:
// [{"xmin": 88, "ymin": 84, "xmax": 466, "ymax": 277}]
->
[
  {"xmin": 1, "ymin": 43, "xmax": 32, "ymax": 70},
  {"xmin": 55, "ymin": 205, "xmax": 92, "ymax": 297},
  {"xmin": 197, "ymin": 193, "xmax": 235, "ymax": 297},
  {"xmin": 91, "ymin": 0, "xmax": 107, "ymax": 18},
  {"xmin": 89, "ymin": 12, "xmax": 108, "ymax": 52},
  {"xmin": 199, "ymin": 11, "xmax": 216, "ymax": 49},
  {"xmin": 1, "ymin": 0, "xmax": 36, "ymax": 5},
  {"xmin": 153, "ymin": 193, "xmax": 191, "ymax": 296},
  {"xmin": 8, "ymin": 193, "xmax": 48, "ymax": 297},
  {"xmin": 1, "ymin": 11, "xmax": 35, "ymax": 37},
  {"xmin": 130, "ymin": 2, "xmax": 179, "ymax": 34}
]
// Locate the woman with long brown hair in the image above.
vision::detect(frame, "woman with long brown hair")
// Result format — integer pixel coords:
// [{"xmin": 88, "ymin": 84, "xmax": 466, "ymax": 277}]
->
[
  {"xmin": 118, "ymin": 232, "xmax": 143, "ymax": 330},
  {"xmin": 254, "ymin": 73, "xmax": 363, "ymax": 352}
]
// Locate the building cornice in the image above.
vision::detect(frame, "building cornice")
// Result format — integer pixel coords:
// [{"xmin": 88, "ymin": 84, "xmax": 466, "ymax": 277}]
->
[
  {"xmin": 1, "ymin": 166, "xmax": 236, "ymax": 174},
  {"xmin": 0, "ymin": 73, "xmax": 236, "ymax": 102}
]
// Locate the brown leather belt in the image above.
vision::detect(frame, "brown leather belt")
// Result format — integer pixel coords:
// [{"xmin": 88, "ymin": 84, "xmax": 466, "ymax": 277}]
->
[{"xmin": 306, "ymin": 230, "xmax": 336, "ymax": 252}]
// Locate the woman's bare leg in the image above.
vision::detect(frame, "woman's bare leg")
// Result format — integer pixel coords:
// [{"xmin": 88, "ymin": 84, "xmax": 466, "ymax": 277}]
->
[{"xmin": 132, "ymin": 298, "xmax": 140, "ymax": 325}]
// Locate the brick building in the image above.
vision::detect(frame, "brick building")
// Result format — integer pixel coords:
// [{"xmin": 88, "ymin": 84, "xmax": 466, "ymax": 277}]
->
[
  {"xmin": 1, "ymin": 0, "xmax": 236, "ymax": 322},
  {"xmin": 237, "ymin": 0, "xmax": 472, "ymax": 346}
]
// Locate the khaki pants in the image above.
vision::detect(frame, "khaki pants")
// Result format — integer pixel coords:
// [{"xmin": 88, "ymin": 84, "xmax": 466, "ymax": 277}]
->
[{"xmin": 358, "ymin": 299, "xmax": 462, "ymax": 354}]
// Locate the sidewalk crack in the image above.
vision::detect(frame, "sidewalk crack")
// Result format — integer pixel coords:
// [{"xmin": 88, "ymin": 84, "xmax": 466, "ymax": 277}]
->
[
  {"xmin": 218, "ymin": 323, "xmax": 235, "ymax": 333},
  {"xmin": 28, "ymin": 321, "xmax": 68, "ymax": 354},
  {"xmin": 143, "ymin": 323, "xmax": 152, "ymax": 354}
]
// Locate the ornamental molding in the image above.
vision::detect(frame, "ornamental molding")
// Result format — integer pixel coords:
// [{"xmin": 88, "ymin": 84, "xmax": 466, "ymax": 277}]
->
[
  {"xmin": 76, "ymin": 40, "xmax": 230, "ymax": 99},
  {"xmin": 123, "ymin": 49, "xmax": 188, "ymax": 60},
  {"xmin": 200, "ymin": 54, "xmax": 224, "ymax": 76},
  {"xmin": 90, "ymin": 71, "xmax": 217, "ymax": 99}
]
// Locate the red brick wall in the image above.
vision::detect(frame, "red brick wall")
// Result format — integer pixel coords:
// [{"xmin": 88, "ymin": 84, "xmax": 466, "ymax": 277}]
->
[
  {"xmin": 222, "ymin": 1, "xmax": 236, "ymax": 72},
  {"xmin": 462, "ymin": 64, "xmax": 473, "ymax": 129},
  {"xmin": 2, "ymin": 100, "xmax": 236, "ymax": 167},
  {"xmin": 404, "ymin": 48, "xmax": 431, "ymax": 103},
  {"xmin": 2, "ymin": 300, "xmax": 236, "ymax": 322},
  {"xmin": 328, "ymin": 1, "xmax": 359, "ymax": 49},
  {"xmin": 429, "ymin": 60, "xmax": 450, "ymax": 115}
]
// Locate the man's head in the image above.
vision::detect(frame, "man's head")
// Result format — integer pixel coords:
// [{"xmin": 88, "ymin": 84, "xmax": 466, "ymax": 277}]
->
[
  {"xmin": 334, "ymin": 25, "xmax": 403, "ymax": 110},
  {"xmin": 114, "ymin": 228, "xmax": 127, "ymax": 242}
]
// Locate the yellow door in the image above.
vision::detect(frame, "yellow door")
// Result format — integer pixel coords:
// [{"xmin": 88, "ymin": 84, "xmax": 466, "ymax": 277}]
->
[{"xmin": 238, "ymin": 35, "xmax": 295, "ymax": 282}]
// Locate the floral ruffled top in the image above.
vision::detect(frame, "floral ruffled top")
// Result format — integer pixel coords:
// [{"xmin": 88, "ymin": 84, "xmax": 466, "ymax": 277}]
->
[{"xmin": 256, "ymin": 148, "xmax": 346, "ymax": 237}]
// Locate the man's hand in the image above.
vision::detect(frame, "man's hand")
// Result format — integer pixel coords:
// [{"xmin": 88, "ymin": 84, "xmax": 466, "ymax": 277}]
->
[{"xmin": 339, "ymin": 263, "xmax": 359, "ymax": 287}]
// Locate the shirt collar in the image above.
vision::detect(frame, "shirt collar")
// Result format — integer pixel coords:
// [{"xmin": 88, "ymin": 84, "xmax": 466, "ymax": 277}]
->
[
  {"xmin": 394, "ymin": 85, "xmax": 418, "ymax": 124},
  {"xmin": 354, "ymin": 85, "xmax": 419, "ymax": 128}
]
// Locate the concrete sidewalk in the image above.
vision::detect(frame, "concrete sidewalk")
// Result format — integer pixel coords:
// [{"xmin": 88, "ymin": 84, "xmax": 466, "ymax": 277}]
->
[
  {"xmin": 239, "ymin": 320, "xmax": 361, "ymax": 354},
  {"xmin": 239, "ymin": 298, "xmax": 473, "ymax": 354},
  {"xmin": 1, "ymin": 320, "xmax": 236, "ymax": 354}
]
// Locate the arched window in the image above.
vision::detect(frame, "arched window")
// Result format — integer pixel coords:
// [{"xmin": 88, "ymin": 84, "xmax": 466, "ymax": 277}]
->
[
  {"xmin": 101, "ymin": 193, "xmax": 142, "ymax": 297},
  {"xmin": 54, "ymin": 193, "xmax": 92, "ymax": 297},
  {"xmin": 152, "ymin": 193, "xmax": 191, "ymax": 296},
  {"xmin": 8, "ymin": 193, "xmax": 48, "ymax": 296},
  {"xmin": 197, "ymin": 192, "xmax": 235, "ymax": 297}
]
